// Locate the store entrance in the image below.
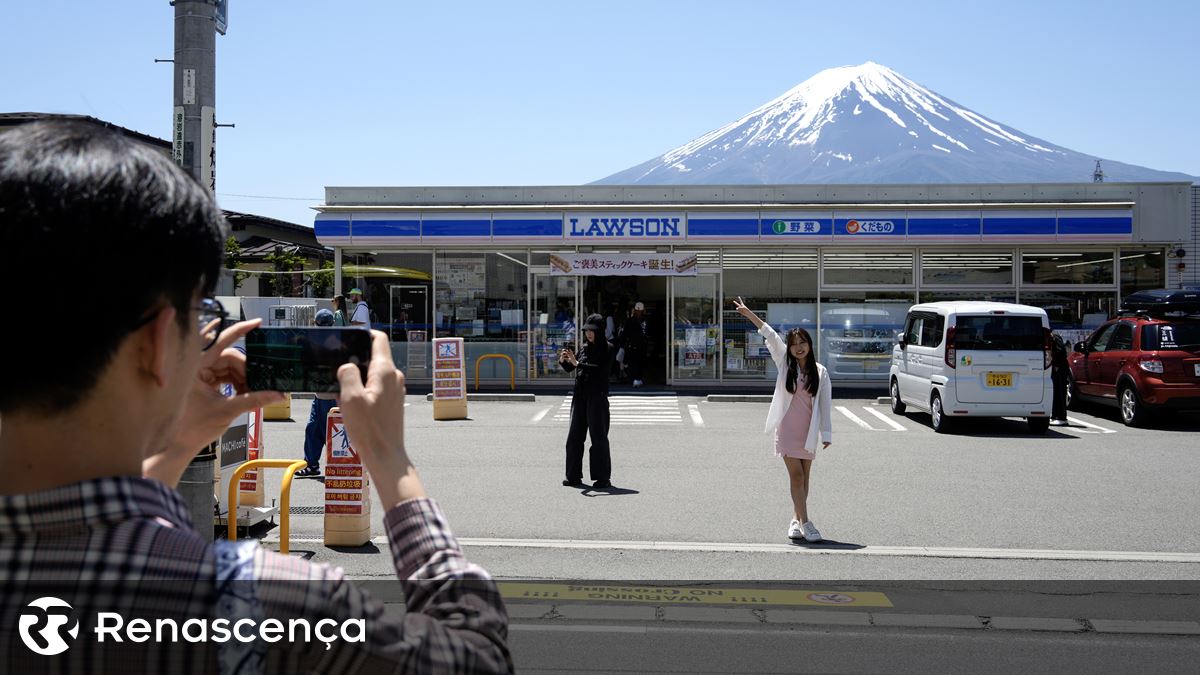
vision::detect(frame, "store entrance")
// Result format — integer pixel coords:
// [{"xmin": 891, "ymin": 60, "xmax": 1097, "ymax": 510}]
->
[{"xmin": 582, "ymin": 276, "xmax": 667, "ymax": 387}]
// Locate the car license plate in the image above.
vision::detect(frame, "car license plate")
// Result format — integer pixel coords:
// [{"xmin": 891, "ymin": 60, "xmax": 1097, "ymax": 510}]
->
[{"xmin": 986, "ymin": 372, "xmax": 1013, "ymax": 388}]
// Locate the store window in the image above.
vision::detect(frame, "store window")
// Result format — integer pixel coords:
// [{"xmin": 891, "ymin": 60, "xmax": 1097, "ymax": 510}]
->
[
  {"xmin": 1119, "ymin": 248, "xmax": 1167, "ymax": 300},
  {"xmin": 819, "ymin": 291, "xmax": 913, "ymax": 381},
  {"xmin": 342, "ymin": 251, "xmax": 434, "ymax": 373},
  {"xmin": 921, "ymin": 251, "xmax": 1013, "ymax": 286},
  {"xmin": 918, "ymin": 290, "xmax": 1017, "ymax": 304},
  {"xmin": 721, "ymin": 251, "xmax": 818, "ymax": 381},
  {"xmin": 1017, "ymin": 289, "xmax": 1117, "ymax": 345},
  {"xmin": 823, "ymin": 251, "xmax": 914, "ymax": 286},
  {"xmin": 434, "ymin": 251, "xmax": 528, "ymax": 382},
  {"xmin": 1021, "ymin": 250, "xmax": 1115, "ymax": 285}
]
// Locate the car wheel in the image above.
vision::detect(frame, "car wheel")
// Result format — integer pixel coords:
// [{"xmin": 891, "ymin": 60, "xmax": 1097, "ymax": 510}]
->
[
  {"xmin": 890, "ymin": 379, "xmax": 907, "ymax": 414},
  {"xmin": 930, "ymin": 393, "xmax": 949, "ymax": 434},
  {"xmin": 1119, "ymin": 385, "xmax": 1148, "ymax": 427},
  {"xmin": 1028, "ymin": 417, "xmax": 1050, "ymax": 434}
]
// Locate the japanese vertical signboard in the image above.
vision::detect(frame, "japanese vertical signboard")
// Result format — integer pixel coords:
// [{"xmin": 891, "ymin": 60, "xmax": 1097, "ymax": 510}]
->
[
  {"xmin": 323, "ymin": 408, "xmax": 371, "ymax": 546},
  {"xmin": 237, "ymin": 408, "xmax": 264, "ymax": 506},
  {"xmin": 432, "ymin": 337, "xmax": 468, "ymax": 420}
]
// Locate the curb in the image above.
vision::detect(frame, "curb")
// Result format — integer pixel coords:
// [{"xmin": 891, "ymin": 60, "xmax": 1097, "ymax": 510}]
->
[
  {"xmin": 423, "ymin": 393, "xmax": 537, "ymax": 402},
  {"xmin": 706, "ymin": 395, "xmax": 772, "ymax": 403},
  {"xmin": 500, "ymin": 605, "xmax": 1200, "ymax": 635}
]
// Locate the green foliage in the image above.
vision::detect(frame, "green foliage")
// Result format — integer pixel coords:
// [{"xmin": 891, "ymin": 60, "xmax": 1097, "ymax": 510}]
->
[
  {"xmin": 308, "ymin": 260, "xmax": 335, "ymax": 298},
  {"xmin": 224, "ymin": 236, "xmax": 250, "ymax": 290},
  {"xmin": 263, "ymin": 247, "xmax": 306, "ymax": 297}
]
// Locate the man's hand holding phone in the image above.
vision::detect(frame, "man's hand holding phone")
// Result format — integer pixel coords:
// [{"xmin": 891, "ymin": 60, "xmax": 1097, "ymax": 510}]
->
[{"xmin": 336, "ymin": 330, "xmax": 427, "ymax": 508}]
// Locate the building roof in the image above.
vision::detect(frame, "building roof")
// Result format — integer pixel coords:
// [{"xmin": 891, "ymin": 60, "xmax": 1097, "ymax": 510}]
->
[
  {"xmin": 235, "ymin": 235, "xmax": 330, "ymax": 261},
  {"xmin": 0, "ymin": 112, "xmax": 170, "ymax": 150},
  {"xmin": 224, "ymin": 210, "xmax": 316, "ymax": 236}
]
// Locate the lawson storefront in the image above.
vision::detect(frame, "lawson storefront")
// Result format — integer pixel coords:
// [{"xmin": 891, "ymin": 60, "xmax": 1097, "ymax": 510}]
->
[{"xmin": 315, "ymin": 182, "xmax": 1191, "ymax": 388}]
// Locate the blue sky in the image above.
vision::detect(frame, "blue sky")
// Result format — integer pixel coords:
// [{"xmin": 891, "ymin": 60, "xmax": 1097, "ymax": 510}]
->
[{"xmin": 4, "ymin": 0, "xmax": 1197, "ymax": 227}]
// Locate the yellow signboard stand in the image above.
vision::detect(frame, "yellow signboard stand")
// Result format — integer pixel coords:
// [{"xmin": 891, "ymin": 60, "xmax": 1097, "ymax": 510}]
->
[
  {"xmin": 323, "ymin": 408, "xmax": 372, "ymax": 547},
  {"xmin": 432, "ymin": 337, "xmax": 469, "ymax": 421}
]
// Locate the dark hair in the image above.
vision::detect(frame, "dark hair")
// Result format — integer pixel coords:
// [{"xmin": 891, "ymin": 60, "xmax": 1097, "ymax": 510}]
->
[
  {"xmin": 0, "ymin": 120, "xmax": 225, "ymax": 414},
  {"xmin": 784, "ymin": 328, "xmax": 819, "ymax": 397},
  {"xmin": 333, "ymin": 294, "xmax": 347, "ymax": 313}
]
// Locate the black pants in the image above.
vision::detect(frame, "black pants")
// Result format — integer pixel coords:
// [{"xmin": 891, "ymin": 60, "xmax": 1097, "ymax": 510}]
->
[
  {"xmin": 624, "ymin": 347, "xmax": 645, "ymax": 381},
  {"xmin": 1051, "ymin": 370, "xmax": 1068, "ymax": 421},
  {"xmin": 565, "ymin": 392, "xmax": 611, "ymax": 483}
]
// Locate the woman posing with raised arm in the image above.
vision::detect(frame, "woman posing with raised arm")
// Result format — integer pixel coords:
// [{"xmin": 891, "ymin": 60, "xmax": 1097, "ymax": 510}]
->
[
  {"xmin": 560, "ymin": 314, "xmax": 613, "ymax": 489},
  {"xmin": 732, "ymin": 296, "xmax": 833, "ymax": 542}
]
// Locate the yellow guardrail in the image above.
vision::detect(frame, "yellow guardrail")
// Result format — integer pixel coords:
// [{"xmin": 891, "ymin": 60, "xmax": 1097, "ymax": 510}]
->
[
  {"xmin": 474, "ymin": 353, "xmax": 515, "ymax": 391},
  {"xmin": 227, "ymin": 459, "xmax": 309, "ymax": 554}
]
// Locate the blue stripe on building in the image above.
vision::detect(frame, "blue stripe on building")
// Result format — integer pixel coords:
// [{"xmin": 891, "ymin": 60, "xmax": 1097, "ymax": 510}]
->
[
  {"xmin": 493, "ymin": 219, "xmax": 564, "ymax": 237},
  {"xmin": 351, "ymin": 219, "xmax": 420, "ymax": 237},
  {"xmin": 982, "ymin": 217, "xmax": 1056, "ymax": 236},
  {"xmin": 688, "ymin": 218, "xmax": 759, "ymax": 237},
  {"xmin": 314, "ymin": 219, "xmax": 351, "ymax": 238},
  {"xmin": 422, "ymin": 219, "xmax": 491, "ymax": 237},
  {"xmin": 907, "ymin": 216, "xmax": 981, "ymax": 237},
  {"xmin": 1058, "ymin": 216, "xmax": 1133, "ymax": 236}
]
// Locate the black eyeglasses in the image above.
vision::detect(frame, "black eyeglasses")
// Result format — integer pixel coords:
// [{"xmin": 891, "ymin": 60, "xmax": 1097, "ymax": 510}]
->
[{"xmin": 131, "ymin": 297, "xmax": 228, "ymax": 351}]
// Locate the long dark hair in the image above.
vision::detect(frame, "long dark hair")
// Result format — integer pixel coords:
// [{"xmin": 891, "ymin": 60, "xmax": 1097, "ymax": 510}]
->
[
  {"xmin": 784, "ymin": 328, "xmax": 819, "ymax": 397},
  {"xmin": 333, "ymin": 294, "xmax": 347, "ymax": 313}
]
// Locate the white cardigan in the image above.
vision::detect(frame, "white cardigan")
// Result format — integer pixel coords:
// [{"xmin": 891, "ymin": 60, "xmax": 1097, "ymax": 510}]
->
[{"xmin": 759, "ymin": 323, "xmax": 833, "ymax": 451}]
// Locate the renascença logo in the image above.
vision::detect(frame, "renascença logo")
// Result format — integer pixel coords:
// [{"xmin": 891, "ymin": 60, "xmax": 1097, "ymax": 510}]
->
[{"xmin": 19, "ymin": 597, "xmax": 79, "ymax": 656}]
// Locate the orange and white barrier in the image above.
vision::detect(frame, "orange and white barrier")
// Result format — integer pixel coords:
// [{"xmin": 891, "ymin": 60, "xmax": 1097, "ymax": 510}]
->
[
  {"xmin": 238, "ymin": 408, "xmax": 265, "ymax": 507},
  {"xmin": 324, "ymin": 408, "xmax": 371, "ymax": 546}
]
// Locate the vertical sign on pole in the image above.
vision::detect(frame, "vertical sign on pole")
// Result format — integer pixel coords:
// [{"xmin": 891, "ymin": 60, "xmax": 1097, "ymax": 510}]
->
[
  {"xmin": 238, "ymin": 408, "xmax": 264, "ymax": 507},
  {"xmin": 432, "ymin": 337, "xmax": 468, "ymax": 420},
  {"xmin": 323, "ymin": 408, "xmax": 371, "ymax": 546}
]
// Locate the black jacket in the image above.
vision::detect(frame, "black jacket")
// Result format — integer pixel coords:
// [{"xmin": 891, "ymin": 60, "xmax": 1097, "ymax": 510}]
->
[{"xmin": 562, "ymin": 340, "xmax": 611, "ymax": 395}]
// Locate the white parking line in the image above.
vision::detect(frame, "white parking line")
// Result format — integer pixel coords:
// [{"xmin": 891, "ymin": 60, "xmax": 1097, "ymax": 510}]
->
[
  {"xmin": 688, "ymin": 404, "xmax": 705, "ymax": 427},
  {"xmin": 863, "ymin": 407, "xmax": 907, "ymax": 431},
  {"xmin": 835, "ymin": 406, "xmax": 877, "ymax": 430},
  {"xmin": 1064, "ymin": 417, "xmax": 1118, "ymax": 434},
  {"xmin": 530, "ymin": 407, "xmax": 551, "ymax": 424}
]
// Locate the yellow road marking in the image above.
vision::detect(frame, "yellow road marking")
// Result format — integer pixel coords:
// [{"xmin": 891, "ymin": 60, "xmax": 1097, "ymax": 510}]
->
[{"xmin": 499, "ymin": 583, "xmax": 892, "ymax": 607}]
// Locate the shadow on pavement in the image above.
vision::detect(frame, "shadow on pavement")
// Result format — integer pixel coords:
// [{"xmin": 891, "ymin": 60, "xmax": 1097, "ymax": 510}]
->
[
  {"xmin": 787, "ymin": 539, "xmax": 865, "ymax": 550},
  {"xmin": 327, "ymin": 542, "xmax": 383, "ymax": 555},
  {"xmin": 581, "ymin": 485, "xmax": 640, "ymax": 497}
]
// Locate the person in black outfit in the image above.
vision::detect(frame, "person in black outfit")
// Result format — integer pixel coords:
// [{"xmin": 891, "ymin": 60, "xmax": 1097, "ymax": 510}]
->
[
  {"xmin": 561, "ymin": 314, "xmax": 613, "ymax": 488},
  {"xmin": 622, "ymin": 301, "xmax": 649, "ymax": 387},
  {"xmin": 1050, "ymin": 332, "xmax": 1070, "ymax": 426}
]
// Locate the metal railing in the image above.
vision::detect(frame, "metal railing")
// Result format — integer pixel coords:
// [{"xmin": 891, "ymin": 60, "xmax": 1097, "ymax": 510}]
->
[
  {"xmin": 226, "ymin": 459, "xmax": 309, "ymax": 554},
  {"xmin": 474, "ymin": 353, "xmax": 515, "ymax": 391}
]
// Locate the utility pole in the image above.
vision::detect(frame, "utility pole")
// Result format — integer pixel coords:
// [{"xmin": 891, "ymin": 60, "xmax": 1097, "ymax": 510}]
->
[
  {"xmin": 172, "ymin": 0, "xmax": 222, "ymax": 540},
  {"xmin": 1093, "ymin": 160, "xmax": 1105, "ymax": 183}
]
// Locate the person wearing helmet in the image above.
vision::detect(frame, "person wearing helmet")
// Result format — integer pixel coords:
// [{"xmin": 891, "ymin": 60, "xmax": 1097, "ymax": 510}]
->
[{"xmin": 560, "ymin": 313, "xmax": 613, "ymax": 489}]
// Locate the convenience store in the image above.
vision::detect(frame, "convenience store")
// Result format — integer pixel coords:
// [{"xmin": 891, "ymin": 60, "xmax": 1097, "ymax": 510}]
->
[{"xmin": 314, "ymin": 182, "xmax": 1191, "ymax": 388}]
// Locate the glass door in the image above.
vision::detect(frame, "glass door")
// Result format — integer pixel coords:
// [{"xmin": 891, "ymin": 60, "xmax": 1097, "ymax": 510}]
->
[
  {"xmin": 530, "ymin": 274, "xmax": 578, "ymax": 380},
  {"xmin": 671, "ymin": 274, "xmax": 719, "ymax": 381}
]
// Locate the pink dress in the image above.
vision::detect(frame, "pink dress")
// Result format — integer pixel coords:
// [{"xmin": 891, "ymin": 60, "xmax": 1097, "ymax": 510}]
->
[{"xmin": 774, "ymin": 377, "xmax": 816, "ymax": 460}]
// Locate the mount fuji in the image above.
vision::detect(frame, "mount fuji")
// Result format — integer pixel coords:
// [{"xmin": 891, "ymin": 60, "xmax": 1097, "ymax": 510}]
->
[{"xmin": 593, "ymin": 62, "xmax": 1196, "ymax": 185}]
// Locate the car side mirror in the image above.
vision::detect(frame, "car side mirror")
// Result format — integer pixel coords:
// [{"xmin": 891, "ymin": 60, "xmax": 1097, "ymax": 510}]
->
[
  {"xmin": 897, "ymin": 336, "xmax": 906, "ymax": 348},
  {"xmin": 1073, "ymin": 341, "xmax": 1087, "ymax": 354}
]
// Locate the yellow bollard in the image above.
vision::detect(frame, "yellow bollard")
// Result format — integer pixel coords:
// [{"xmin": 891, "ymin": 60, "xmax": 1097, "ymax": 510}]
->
[
  {"xmin": 227, "ymin": 459, "xmax": 308, "ymax": 554},
  {"xmin": 474, "ymin": 353, "xmax": 515, "ymax": 391}
]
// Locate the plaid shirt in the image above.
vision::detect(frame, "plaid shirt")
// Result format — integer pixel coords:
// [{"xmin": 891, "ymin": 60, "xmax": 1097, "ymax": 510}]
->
[{"xmin": 0, "ymin": 476, "xmax": 512, "ymax": 674}]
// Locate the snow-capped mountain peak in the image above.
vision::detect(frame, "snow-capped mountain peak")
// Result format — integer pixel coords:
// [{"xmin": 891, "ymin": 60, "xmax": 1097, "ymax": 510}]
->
[{"xmin": 595, "ymin": 62, "xmax": 1195, "ymax": 185}]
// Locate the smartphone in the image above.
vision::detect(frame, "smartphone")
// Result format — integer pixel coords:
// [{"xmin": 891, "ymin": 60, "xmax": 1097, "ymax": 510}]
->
[{"xmin": 245, "ymin": 327, "xmax": 371, "ymax": 393}]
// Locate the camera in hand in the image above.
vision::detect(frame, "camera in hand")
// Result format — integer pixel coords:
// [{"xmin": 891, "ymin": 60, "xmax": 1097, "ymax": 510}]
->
[{"xmin": 245, "ymin": 327, "xmax": 371, "ymax": 393}]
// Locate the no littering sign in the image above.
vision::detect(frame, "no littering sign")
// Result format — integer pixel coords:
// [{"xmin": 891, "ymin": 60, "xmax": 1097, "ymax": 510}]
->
[{"xmin": 498, "ymin": 583, "xmax": 892, "ymax": 607}]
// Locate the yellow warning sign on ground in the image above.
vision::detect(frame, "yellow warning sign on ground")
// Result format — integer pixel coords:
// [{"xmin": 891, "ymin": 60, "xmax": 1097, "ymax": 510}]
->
[{"xmin": 498, "ymin": 583, "xmax": 892, "ymax": 607}]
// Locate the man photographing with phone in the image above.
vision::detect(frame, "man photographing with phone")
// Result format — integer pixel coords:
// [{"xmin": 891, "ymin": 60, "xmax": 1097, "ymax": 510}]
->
[{"xmin": 0, "ymin": 121, "xmax": 511, "ymax": 672}]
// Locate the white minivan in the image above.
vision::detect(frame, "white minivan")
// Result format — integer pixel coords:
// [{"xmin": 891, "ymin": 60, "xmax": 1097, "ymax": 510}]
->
[{"xmin": 888, "ymin": 302, "xmax": 1054, "ymax": 433}]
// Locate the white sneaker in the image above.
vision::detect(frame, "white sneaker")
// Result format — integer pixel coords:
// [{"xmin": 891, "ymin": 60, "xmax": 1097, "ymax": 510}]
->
[
  {"xmin": 633, "ymin": 380, "xmax": 643, "ymax": 388},
  {"xmin": 1050, "ymin": 419, "xmax": 1068, "ymax": 427},
  {"xmin": 801, "ymin": 521, "xmax": 822, "ymax": 543},
  {"xmin": 788, "ymin": 519, "xmax": 804, "ymax": 540}
]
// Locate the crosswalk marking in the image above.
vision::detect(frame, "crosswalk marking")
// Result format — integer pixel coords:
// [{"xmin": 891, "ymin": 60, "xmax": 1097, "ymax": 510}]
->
[
  {"xmin": 549, "ymin": 395, "xmax": 683, "ymax": 425},
  {"xmin": 688, "ymin": 404, "xmax": 705, "ymax": 427}
]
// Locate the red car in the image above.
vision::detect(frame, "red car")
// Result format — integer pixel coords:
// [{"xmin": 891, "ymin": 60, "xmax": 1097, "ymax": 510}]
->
[{"xmin": 1067, "ymin": 289, "xmax": 1200, "ymax": 426}]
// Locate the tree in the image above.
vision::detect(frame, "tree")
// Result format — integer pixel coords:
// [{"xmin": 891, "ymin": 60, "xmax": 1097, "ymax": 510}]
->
[
  {"xmin": 224, "ymin": 236, "xmax": 250, "ymax": 291},
  {"xmin": 308, "ymin": 260, "xmax": 335, "ymax": 298},
  {"xmin": 263, "ymin": 246, "xmax": 306, "ymax": 297}
]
